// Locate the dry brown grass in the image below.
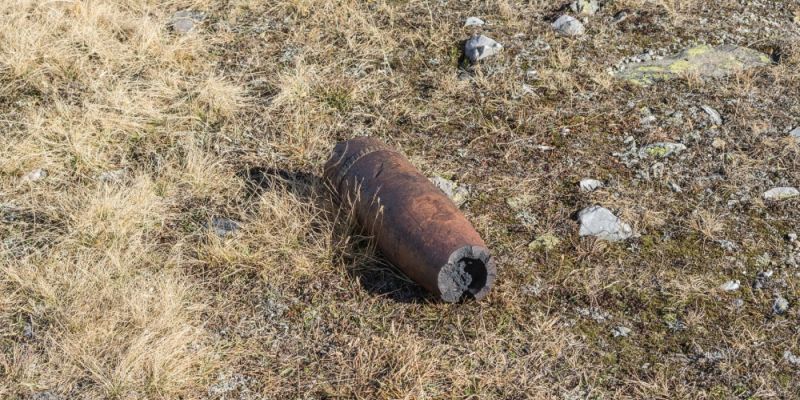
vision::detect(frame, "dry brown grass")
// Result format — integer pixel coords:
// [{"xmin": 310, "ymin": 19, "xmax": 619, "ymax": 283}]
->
[{"xmin": 2, "ymin": 0, "xmax": 800, "ymax": 399}]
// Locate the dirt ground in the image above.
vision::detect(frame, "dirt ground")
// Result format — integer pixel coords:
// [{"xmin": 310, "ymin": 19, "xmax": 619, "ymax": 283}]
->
[{"xmin": 2, "ymin": 0, "xmax": 799, "ymax": 398}]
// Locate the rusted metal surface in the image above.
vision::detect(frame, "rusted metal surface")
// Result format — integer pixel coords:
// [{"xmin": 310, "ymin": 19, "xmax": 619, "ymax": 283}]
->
[{"xmin": 324, "ymin": 137, "xmax": 496, "ymax": 302}]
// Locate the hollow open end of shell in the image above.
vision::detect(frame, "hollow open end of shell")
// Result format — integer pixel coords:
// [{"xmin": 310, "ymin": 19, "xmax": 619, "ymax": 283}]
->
[{"xmin": 437, "ymin": 245, "xmax": 497, "ymax": 303}]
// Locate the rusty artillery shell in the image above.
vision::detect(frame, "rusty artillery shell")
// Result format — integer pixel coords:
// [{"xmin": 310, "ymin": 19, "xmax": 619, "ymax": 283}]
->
[{"xmin": 324, "ymin": 137, "xmax": 496, "ymax": 302}]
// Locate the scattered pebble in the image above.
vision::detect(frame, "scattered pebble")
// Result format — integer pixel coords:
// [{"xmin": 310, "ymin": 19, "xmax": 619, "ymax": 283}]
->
[
  {"xmin": 773, "ymin": 295, "xmax": 789, "ymax": 315},
  {"xmin": 31, "ymin": 392, "xmax": 60, "ymax": 400},
  {"xmin": 552, "ymin": 15, "xmax": 585, "ymax": 37},
  {"xmin": 23, "ymin": 321, "xmax": 34, "ymax": 339},
  {"xmin": 577, "ymin": 307, "xmax": 610, "ymax": 322},
  {"xmin": 578, "ymin": 205, "xmax": 634, "ymax": 242},
  {"xmin": 785, "ymin": 350, "xmax": 800, "ymax": 367},
  {"xmin": 732, "ymin": 298, "xmax": 744, "ymax": 308},
  {"xmin": 464, "ymin": 17, "xmax": 485, "ymax": 27},
  {"xmin": 638, "ymin": 142, "xmax": 687, "ymax": 159},
  {"xmin": 719, "ymin": 280, "xmax": 740, "ymax": 292},
  {"xmin": 611, "ymin": 10, "xmax": 629, "ymax": 24},
  {"xmin": 612, "ymin": 326, "xmax": 632, "ymax": 337},
  {"xmin": 97, "ymin": 169, "xmax": 126, "ymax": 183},
  {"xmin": 171, "ymin": 10, "xmax": 206, "ymax": 34},
  {"xmin": 716, "ymin": 239, "xmax": 738, "ymax": 252},
  {"xmin": 431, "ymin": 176, "xmax": 469, "ymax": 207},
  {"xmin": 763, "ymin": 187, "xmax": 800, "ymax": 201},
  {"xmin": 464, "ymin": 34, "xmax": 503, "ymax": 62},
  {"xmin": 22, "ymin": 168, "xmax": 47, "ymax": 182},
  {"xmin": 579, "ymin": 178, "xmax": 603, "ymax": 193},
  {"xmin": 210, "ymin": 217, "xmax": 240, "ymax": 237},
  {"xmin": 570, "ymin": 0, "xmax": 600, "ymax": 15},
  {"xmin": 788, "ymin": 233, "xmax": 798, "ymax": 243},
  {"xmin": 790, "ymin": 126, "xmax": 800, "ymax": 139},
  {"xmin": 753, "ymin": 270, "xmax": 773, "ymax": 289},
  {"xmin": 701, "ymin": 105, "xmax": 723, "ymax": 126}
]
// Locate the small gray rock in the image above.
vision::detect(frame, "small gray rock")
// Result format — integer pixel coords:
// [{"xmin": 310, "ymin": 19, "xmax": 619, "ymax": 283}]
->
[
  {"xmin": 464, "ymin": 17, "xmax": 485, "ymax": 27},
  {"xmin": 579, "ymin": 178, "xmax": 603, "ymax": 193},
  {"xmin": 464, "ymin": 35, "xmax": 503, "ymax": 62},
  {"xmin": 552, "ymin": 15, "xmax": 585, "ymax": 37},
  {"xmin": 785, "ymin": 350, "xmax": 800, "ymax": 367},
  {"xmin": 638, "ymin": 142, "xmax": 687, "ymax": 159},
  {"xmin": 23, "ymin": 322, "xmax": 34, "ymax": 339},
  {"xmin": 210, "ymin": 217, "xmax": 240, "ymax": 237},
  {"xmin": 790, "ymin": 126, "xmax": 800, "ymax": 139},
  {"xmin": 701, "ymin": 105, "xmax": 722, "ymax": 126},
  {"xmin": 97, "ymin": 169, "xmax": 126, "ymax": 183},
  {"xmin": 577, "ymin": 306, "xmax": 610, "ymax": 322},
  {"xmin": 716, "ymin": 239, "xmax": 738, "ymax": 252},
  {"xmin": 431, "ymin": 176, "xmax": 469, "ymax": 207},
  {"xmin": 32, "ymin": 392, "xmax": 60, "ymax": 400},
  {"xmin": 612, "ymin": 10, "xmax": 629, "ymax": 23},
  {"xmin": 732, "ymin": 298, "xmax": 744, "ymax": 308},
  {"xmin": 753, "ymin": 270, "xmax": 773, "ymax": 290},
  {"xmin": 612, "ymin": 326, "xmax": 632, "ymax": 337},
  {"xmin": 719, "ymin": 280, "xmax": 740, "ymax": 291},
  {"xmin": 22, "ymin": 168, "xmax": 47, "ymax": 182},
  {"xmin": 773, "ymin": 295, "xmax": 789, "ymax": 315},
  {"xmin": 171, "ymin": 10, "xmax": 206, "ymax": 34},
  {"xmin": 763, "ymin": 187, "xmax": 800, "ymax": 201},
  {"xmin": 578, "ymin": 205, "xmax": 633, "ymax": 242},
  {"xmin": 570, "ymin": 0, "xmax": 600, "ymax": 15}
]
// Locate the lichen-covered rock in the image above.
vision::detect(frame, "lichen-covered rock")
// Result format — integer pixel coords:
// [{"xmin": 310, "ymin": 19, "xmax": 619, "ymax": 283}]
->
[
  {"xmin": 638, "ymin": 142, "xmax": 686, "ymax": 159},
  {"xmin": 616, "ymin": 45, "xmax": 772, "ymax": 85},
  {"xmin": 529, "ymin": 233, "xmax": 561, "ymax": 252},
  {"xmin": 464, "ymin": 35, "xmax": 502, "ymax": 62}
]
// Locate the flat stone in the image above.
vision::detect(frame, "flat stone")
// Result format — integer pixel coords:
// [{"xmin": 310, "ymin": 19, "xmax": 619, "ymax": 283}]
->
[
  {"xmin": 790, "ymin": 126, "xmax": 800, "ymax": 139},
  {"xmin": 638, "ymin": 142, "xmax": 687, "ymax": 159},
  {"xmin": 763, "ymin": 187, "xmax": 799, "ymax": 201},
  {"xmin": 210, "ymin": 217, "xmax": 240, "ymax": 237},
  {"xmin": 716, "ymin": 239, "xmax": 738, "ymax": 252},
  {"xmin": 570, "ymin": 0, "xmax": 600, "ymax": 15},
  {"xmin": 171, "ymin": 10, "xmax": 206, "ymax": 34},
  {"xmin": 719, "ymin": 280, "xmax": 740, "ymax": 292},
  {"xmin": 579, "ymin": 178, "xmax": 603, "ymax": 193},
  {"xmin": 616, "ymin": 45, "xmax": 772, "ymax": 85},
  {"xmin": 785, "ymin": 350, "xmax": 800, "ymax": 367},
  {"xmin": 431, "ymin": 176, "xmax": 469, "ymax": 207},
  {"xmin": 552, "ymin": 15, "xmax": 585, "ymax": 37},
  {"xmin": 464, "ymin": 35, "xmax": 503, "ymax": 63},
  {"xmin": 578, "ymin": 205, "xmax": 633, "ymax": 242},
  {"xmin": 612, "ymin": 326, "xmax": 632, "ymax": 337},
  {"xmin": 701, "ymin": 105, "xmax": 723, "ymax": 126},
  {"xmin": 464, "ymin": 17, "xmax": 485, "ymax": 27},
  {"xmin": 22, "ymin": 168, "xmax": 47, "ymax": 182},
  {"xmin": 97, "ymin": 169, "xmax": 126, "ymax": 183}
]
